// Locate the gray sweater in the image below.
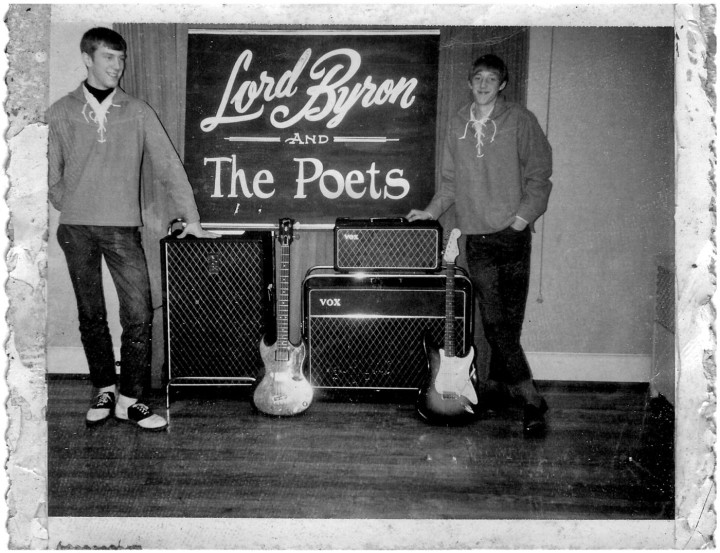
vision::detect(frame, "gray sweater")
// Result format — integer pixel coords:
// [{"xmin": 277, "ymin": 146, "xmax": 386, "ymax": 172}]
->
[
  {"xmin": 47, "ymin": 84, "xmax": 200, "ymax": 226},
  {"xmin": 426, "ymin": 97, "xmax": 552, "ymax": 234}
]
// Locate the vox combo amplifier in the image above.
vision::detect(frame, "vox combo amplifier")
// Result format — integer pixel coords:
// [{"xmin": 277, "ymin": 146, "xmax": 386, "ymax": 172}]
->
[
  {"xmin": 334, "ymin": 217, "xmax": 442, "ymax": 272},
  {"xmin": 303, "ymin": 268, "xmax": 473, "ymax": 390},
  {"xmin": 161, "ymin": 232, "xmax": 274, "ymax": 397}
]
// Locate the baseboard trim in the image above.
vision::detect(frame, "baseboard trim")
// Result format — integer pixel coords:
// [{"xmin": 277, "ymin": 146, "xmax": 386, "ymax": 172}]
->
[
  {"xmin": 527, "ymin": 352, "xmax": 652, "ymax": 382},
  {"xmin": 47, "ymin": 347, "xmax": 652, "ymax": 383},
  {"xmin": 47, "ymin": 346, "xmax": 120, "ymax": 374}
]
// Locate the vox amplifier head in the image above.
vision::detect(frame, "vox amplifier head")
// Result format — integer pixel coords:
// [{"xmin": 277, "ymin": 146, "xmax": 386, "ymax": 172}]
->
[
  {"xmin": 303, "ymin": 271, "xmax": 473, "ymax": 390},
  {"xmin": 334, "ymin": 217, "xmax": 442, "ymax": 272}
]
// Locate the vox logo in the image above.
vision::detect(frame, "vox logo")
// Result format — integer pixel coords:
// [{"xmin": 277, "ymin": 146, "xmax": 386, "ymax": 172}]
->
[{"xmin": 319, "ymin": 298, "xmax": 341, "ymax": 307}]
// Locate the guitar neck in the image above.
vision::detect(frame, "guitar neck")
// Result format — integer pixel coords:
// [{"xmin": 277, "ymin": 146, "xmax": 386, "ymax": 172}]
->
[
  {"xmin": 276, "ymin": 242, "xmax": 290, "ymax": 351},
  {"xmin": 444, "ymin": 262, "xmax": 456, "ymax": 357}
]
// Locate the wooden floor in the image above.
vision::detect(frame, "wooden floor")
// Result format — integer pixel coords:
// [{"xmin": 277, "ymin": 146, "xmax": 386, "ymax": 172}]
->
[{"xmin": 48, "ymin": 378, "xmax": 673, "ymax": 520}]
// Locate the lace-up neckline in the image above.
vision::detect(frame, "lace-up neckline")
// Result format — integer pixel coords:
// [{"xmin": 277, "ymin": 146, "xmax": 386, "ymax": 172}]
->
[{"xmin": 458, "ymin": 104, "xmax": 498, "ymax": 158}]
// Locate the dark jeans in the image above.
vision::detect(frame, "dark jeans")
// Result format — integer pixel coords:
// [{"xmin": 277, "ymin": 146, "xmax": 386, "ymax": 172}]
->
[
  {"xmin": 466, "ymin": 226, "xmax": 533, "ymax": 385},
  {"xmin": 57, "ymin": 224, "xmax": 152, "ymax": 399}
]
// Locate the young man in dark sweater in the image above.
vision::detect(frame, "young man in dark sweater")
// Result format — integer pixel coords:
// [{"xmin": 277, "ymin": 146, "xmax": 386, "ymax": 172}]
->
[
  {"xmin": 47, "ymin": 27, "xmax": 218, "ymax": 431},
  {"xmin": 408, "ymin": 54, "xmax": 553, "ymax": 436}
]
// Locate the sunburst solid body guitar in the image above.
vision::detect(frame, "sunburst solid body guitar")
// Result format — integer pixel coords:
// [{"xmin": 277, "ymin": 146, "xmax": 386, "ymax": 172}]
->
[
  {"xmin": 416, "ymin": 228, "xmax": 478, "ymax": 424},
  {"xmin": 252, "ymin": 218, "xmax": 313, "ymax": 417}
]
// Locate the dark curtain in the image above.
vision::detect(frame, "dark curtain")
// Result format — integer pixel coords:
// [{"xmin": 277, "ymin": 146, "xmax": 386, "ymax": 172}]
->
[
  {"xmin": 434, "ymin": 27, "xmax": 529, "ymax": 378},
  {"xmin": 115, "ymin": 23, "xmax": 190, "ymax": 387},
  {"xmin": 115, "ymin": 23, "xmax": 528, "ymax": 387}
]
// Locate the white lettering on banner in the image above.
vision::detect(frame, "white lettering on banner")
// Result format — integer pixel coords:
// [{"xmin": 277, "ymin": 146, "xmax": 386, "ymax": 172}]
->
[
  {"xmin": 200, "ymin": 48, "xmax": 418, "ymax": 132},
  {"xmin": 201, "ymin": 49, "xmax": 310, "ymax": 132},
  {"xmin": 345, "ymin": 170, "xmax": 365, "ymax": 200},
  {"xmin": 294, "ymin": 158, "xmax": 408, "ymax": 200},
  {"xmin": 384, "ymin": 169, "xmax": 411, "ymax": 199},
  {"xmin": 205, "ymin": 157, "xmax": 232, "ymax": 197},
  {"xmin": 285, "ymin": 134, "xmax": 330, "ymax": 145},
  {"xmin": 204, "ymin": 156, "xmax": 410, "ymax": 202},
  {"xmin": 205, "ymin": 155, "xmax": 275, "ymax": 199}
]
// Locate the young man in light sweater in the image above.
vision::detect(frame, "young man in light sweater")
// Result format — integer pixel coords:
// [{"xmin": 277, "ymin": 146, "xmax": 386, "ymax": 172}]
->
[
  {"xmin": 47, "ymin": 27, "xmax": 218, "ymax": 431},
  {"xmin": 408, "ymin": 54, "xmax": 553, "ymax": 436}
]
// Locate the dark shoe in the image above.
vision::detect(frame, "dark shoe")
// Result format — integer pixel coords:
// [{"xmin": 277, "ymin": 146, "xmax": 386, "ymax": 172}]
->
[
  {"xmin": 85, "ymin": 391, "xmax": 116, "ymax": 427},
  {"xmin": 115, "ymin": 400, "xmax": 168, "ymax": 431},
  {"xmin": 523, "ymin": 397, "xmax": 548, "ymax": 437},
  {"xmin": 476, "ymin": 381, "xmax": 509, "ymax": 417}
]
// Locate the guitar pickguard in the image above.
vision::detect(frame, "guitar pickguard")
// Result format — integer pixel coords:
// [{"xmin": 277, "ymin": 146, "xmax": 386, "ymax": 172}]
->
[
  {"xmin": 251, "ymin": 217, "xmax": 314, "ymax": 417},
  {"xmin": 432, "ymin": 347, "xmax": 478, "ymax": 405},
  {"xmin": 253, "ymin": 337, "xmax": 313, "ymax": 417}
]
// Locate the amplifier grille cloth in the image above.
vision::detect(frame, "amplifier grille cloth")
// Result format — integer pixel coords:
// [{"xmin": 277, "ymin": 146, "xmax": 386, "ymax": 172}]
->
[
  {"xmin": 165, "ymin": 240, "xmax": 268, "ymax": 380},
  {"xmin": 336, "ymin": 228, "xmax": 438, "ymax": 269},
  {"xmin": 308, "ymin": 317, "xmax": 467, "ymax": 389}
]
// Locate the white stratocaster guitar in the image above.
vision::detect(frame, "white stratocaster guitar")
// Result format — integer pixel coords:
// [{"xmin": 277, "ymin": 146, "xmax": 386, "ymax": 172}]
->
[{"xmin": 416, "ymin": 228, "xmax": 478, "ymax": 423}]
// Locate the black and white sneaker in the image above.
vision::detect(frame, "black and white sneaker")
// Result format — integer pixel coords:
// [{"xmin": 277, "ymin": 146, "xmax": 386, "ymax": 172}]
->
[
  {"xmin": 115, "ymin": 401, "xmax": 168, "ymax": 431},
  {"xmin": 86, "ymin": 391, "xmax": 116, "ymax": 427}
]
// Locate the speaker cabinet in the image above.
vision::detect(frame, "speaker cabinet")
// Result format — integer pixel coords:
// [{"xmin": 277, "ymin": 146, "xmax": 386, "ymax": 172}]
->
[
  {"xmin": 161, "ymin": 233, "xmax": 274, "ymax": 399},
  {"xmin": 303, "ymin": 269, "xmax": 473, "ymax": 390},
  {"xmin": 334, "ymin": 218, "xmax": 442, "ymax": 272}
]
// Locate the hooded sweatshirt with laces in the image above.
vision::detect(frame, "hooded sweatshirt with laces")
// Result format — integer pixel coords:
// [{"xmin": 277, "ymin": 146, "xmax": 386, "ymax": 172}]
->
[
  {"xmin": 426, "ymin": 96, "xmax": 552, "ymax": 234},
  {"xmin": 47, "ymin": 84, "xmax": 200, "ymax": 226}
]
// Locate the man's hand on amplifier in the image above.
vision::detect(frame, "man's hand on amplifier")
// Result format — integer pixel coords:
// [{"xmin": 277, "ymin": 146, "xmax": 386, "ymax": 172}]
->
[
  {"xmin": 178, "ymin": 222, "xmax": 221, "ymax": 239},
  {"xmin": 406, "ymin": 209, "xmax": 433, "ymax": 222}
]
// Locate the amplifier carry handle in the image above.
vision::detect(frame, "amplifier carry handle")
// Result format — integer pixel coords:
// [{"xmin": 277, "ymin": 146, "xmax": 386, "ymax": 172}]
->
[
  {"xmin": 335, "ymin": 216, "xmax": 408, "ymax": 225},
  {"xmin": 167, "ymin": 218, "xmax": 186, "ymax": 236},
  {"xmin": 369, "ymin": 216, "xmax": 408, "ymax": 224}
]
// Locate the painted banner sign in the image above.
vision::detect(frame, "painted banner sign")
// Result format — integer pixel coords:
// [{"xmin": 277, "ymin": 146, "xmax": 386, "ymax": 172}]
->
[{"xmin": 184, "ymin": 30, "xmax": 440, "ymax": 226}]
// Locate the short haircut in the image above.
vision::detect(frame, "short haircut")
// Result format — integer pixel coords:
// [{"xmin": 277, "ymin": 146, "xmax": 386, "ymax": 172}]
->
[
  {"xmin": 80, "ymin": 27, "xmax": 127, "ymax": 56},
  {"xmin": 468, "ymin": 54, "xmax": 509, "ymax": 85}
]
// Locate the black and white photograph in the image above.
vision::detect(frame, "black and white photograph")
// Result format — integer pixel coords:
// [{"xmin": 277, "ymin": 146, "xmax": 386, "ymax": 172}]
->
[{"xmin": 3, "ymin": 3, "xmax": 715, "ymax": 550}]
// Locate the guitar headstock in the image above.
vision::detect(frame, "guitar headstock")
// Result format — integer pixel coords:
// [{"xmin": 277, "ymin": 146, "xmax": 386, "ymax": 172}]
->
[
  {"xmin": 278, "ymin": 218, "xmax": 295, "ymax": 246},
  {"xmin": 443, "ymin": 228, "xmax": 461, "ymax": 264}
]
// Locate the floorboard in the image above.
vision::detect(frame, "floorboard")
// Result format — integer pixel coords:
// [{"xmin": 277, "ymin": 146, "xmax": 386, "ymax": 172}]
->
[{"xmin": 47, "ymin": 378, "xmax": 674, "ymax": 520}]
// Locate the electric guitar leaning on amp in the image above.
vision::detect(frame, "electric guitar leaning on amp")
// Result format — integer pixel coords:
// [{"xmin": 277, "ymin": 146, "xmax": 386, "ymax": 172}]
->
[
  {"xmin": 416, "ymin": 228, "xmax": 479, "ymax": 423},
  {"xmin": 252, "ymin": 218, "xmax": 314, "ymax": 417}
]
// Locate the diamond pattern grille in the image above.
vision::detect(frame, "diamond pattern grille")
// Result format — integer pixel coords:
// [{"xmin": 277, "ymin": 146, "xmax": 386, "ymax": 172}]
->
[
  {"xmin": 308, "ymin": 317, "xmax": 468, "ymax": 389},
  {"xmin": 164, "ymin": 238, "xmax": 272, "ymax": 380},
  {"xmin": 336, "ymin": 228, "xmax": 439, "ymax": 270}
]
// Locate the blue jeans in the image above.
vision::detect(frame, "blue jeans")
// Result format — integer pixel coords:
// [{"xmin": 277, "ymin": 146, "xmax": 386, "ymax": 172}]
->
[
  {"xmin": 466, "ymin": 226, "xmax": 533, "ymax": 385},
  {"xmin": 57, "ymin": 224, "xmax": 152, "ymax": 398}
]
